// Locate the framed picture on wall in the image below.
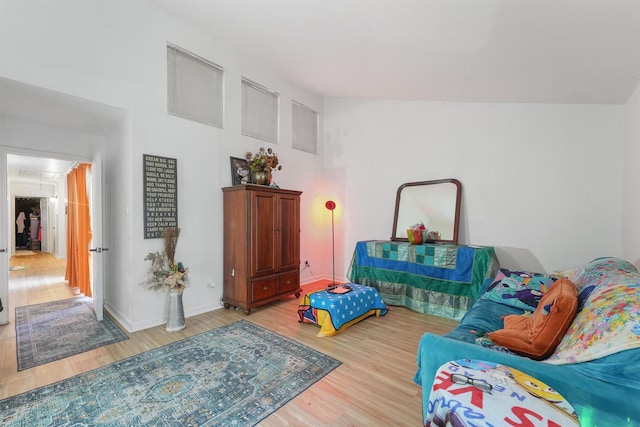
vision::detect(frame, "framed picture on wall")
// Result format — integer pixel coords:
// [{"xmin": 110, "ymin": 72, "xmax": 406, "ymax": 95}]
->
[{"xmin": 230, "ymin": 156, "xmax": 251, "ymax": 185}]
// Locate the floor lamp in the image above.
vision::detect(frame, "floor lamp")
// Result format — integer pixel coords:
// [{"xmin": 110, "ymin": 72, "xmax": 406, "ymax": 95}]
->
[{"xmin": 325, "ymin": 200, "xmax": 336, "ymax": 287}]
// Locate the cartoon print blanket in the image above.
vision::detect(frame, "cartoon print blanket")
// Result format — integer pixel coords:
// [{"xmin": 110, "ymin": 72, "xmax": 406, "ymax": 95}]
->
[{"xmin": 426, "ymin": 359, "xmax": 579, "ymax": 427}]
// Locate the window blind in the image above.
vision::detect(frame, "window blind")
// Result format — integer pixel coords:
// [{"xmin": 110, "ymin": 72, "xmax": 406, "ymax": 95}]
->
[
  {"xmin": 167, "ymin": 44, "xmax": 223, "ymax": 128},
  {"xmin": 292, "ymin": 101, "xmax": 318, "ymax": 154},
  {"xmin": 241, "ymin": 78, "xmax": 279, "ymax": 143}
]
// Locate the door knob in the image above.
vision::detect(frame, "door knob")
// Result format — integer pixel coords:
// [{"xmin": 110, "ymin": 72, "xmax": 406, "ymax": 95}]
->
[{"xmin": 89, "ymin": 247, "xmax": 109, "ymax": 253}]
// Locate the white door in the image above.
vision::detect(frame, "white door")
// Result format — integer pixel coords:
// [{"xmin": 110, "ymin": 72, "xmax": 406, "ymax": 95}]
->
[
  {"xmin": 89, "ymin": 153, "xmax": 104, "ymax": 321},
  {"xmin": 40, "ymin": 197, "xmax": 49, "ymax": 252},
  {"xmin": 0, "ymin": 150, "xmax": 8, "ymax": 325}
]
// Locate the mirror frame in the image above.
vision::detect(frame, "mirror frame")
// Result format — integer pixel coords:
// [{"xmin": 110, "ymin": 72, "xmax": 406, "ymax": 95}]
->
[{"xmin": 391, "ymin": 178, "xmax": 462, "ymax": 244}]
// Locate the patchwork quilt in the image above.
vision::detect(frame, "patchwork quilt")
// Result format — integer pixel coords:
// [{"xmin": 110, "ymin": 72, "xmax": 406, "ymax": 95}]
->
[{"xmin": 348, "ymin": 240, "xmax": 499, "ymax": 320}]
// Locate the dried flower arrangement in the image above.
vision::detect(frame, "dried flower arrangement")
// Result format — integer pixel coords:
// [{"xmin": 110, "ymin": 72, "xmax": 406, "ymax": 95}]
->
[
  {"xmin": 410, "ymin": 222, "xmax": 426, "ymax": 232},
  {"xmin": 140, "ymin": 227, "xmax": 187, "ymax": 292},
  {"xmin": 245, "ymin": 147, "xmax": 282, "ymax": 173}
]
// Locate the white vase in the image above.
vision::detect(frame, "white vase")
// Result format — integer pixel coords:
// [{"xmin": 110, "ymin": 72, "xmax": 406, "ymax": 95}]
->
[{"xmin": 166, "ymin": 290, "xmax": 185, "ymax": 332}]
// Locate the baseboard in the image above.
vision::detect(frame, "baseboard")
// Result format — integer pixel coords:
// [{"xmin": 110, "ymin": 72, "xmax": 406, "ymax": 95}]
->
[{"xmin": 105, "ymin": 301, "xmax": 225, "ymax": 333}]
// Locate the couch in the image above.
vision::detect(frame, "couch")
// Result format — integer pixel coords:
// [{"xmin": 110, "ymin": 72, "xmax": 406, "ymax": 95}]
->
[{"xmin": 414, "ymin": 257, "xmax": 640, "ymax": 427}]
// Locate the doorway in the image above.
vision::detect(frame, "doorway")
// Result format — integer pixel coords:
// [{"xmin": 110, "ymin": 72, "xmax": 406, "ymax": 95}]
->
[
  {"xmin": 2, "ymin": 152, "xmax": 103, "ymax": 325},
  {"xmin": 15, "ymin": 197, "xmax": 45, "ymax": 252}
]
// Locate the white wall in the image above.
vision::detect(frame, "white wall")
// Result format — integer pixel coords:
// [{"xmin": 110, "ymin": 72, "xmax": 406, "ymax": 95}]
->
[
  {"xmin": 324, "ymin": 100, "xmax": 625, "ymax": 274},
  {"xmin": 0, "ymin": 1, "xmax": 326, "ymax": 331},
  {"xmin": 622, "ymin": 84, "xmax": 640, "ymax": 267},
  {"xmin": 1, "ymin": 1, "xmax": 635, "ymax": 331}
]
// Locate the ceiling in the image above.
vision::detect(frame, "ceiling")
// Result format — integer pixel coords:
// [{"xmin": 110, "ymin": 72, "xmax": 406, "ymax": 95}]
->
[
  {"xmin": 7, "ymin": 153, "xmax": 75, "ymax": 189},
  {"xmin": 148, "ymin": 0, "xmax": 640, "ymax": 104}
]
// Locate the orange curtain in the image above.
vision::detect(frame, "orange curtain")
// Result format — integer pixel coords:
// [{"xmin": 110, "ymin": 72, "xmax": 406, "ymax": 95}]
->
[{"xmin": 65, "ymin": 163, "xmax": 93, "ymax": 297}]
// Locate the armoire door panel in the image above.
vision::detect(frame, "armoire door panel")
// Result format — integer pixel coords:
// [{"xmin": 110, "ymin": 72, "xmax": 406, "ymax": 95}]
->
[
  {"xmin": 278, "ymin": 195, "xmax": 299, "ymax": 271},
  {"xmin": 251, "ymin": 191, "xmax": 277, "ymax": 276}
]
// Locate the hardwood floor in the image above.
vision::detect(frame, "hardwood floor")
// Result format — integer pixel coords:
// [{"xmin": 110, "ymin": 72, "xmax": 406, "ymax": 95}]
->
[{"xmin": 1, "ymin": 252, "xmax": 459, "ymax": 426}]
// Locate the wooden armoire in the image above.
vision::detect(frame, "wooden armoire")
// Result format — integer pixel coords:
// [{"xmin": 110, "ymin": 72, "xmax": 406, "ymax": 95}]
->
[{"xmin": 222, "ymin": 184, "xmax": 302, "ymax": 314}]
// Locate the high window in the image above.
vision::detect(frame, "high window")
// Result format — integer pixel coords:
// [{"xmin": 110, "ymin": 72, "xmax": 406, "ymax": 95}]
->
[
  {"xmin": 241, "ymin": 78, "xmax": 279, "ymax": 143},
  {"xmin": 167, "ymin": 44, "xmax": 224, "ymax": 128},
  {"xmin": 292, "ymin": 101, "xmax": 318, "ymax": 154}
]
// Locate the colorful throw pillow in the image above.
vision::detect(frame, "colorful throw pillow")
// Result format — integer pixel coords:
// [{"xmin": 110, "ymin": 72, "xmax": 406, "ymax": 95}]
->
[
  {"xmin": 487, "ymin": 278, "xmax": 579, "ymax": 360},
  {"xmin": 481, "ymin": 268, "xmax": 556, "ymax": 311}
]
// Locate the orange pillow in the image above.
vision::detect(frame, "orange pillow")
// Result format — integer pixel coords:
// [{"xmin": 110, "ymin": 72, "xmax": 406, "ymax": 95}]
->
[{"xmin": 487, "ymin": 278, "xmax": 578, "ymax": 360}]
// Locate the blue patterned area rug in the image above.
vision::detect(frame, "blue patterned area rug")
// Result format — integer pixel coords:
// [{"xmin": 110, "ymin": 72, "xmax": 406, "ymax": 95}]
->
[
  {"xmin": 15, "ymin": 297, "xmax": 128, "ymax": 371},
  {"xmin": 2, "ymin": 320, "xmax": 341, "ymax": 426}
]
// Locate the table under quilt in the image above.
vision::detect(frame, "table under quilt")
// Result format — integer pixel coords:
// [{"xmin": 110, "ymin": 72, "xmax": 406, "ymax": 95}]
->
[{"xmin": 347, "ymin": 240, "xmax": 499, "ymax": 321}]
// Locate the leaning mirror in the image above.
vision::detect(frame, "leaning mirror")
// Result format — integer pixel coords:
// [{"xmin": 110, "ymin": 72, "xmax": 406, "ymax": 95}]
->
[{"xmin": 391, "ymin": 179, "xmax": 462, "ymax": 244}]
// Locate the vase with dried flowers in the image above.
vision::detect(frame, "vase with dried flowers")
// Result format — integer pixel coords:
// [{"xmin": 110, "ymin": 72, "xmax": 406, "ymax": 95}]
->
[
  {"xmin": 140, "ymin": 227, "xmax": 188, "ymax": 332},
  {"xmin": 245, "ymin": 147, "xmax": 282, "ymax": 185}
]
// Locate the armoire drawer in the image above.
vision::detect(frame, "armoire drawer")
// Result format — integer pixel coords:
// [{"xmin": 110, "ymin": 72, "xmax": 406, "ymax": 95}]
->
[
  {"xmin": 278, "ymin": 271, "xmax": 300, "ymax": 293},
  {"xmin": 251, "ymin": 277, "xmax": 278, "ymax": 302}
]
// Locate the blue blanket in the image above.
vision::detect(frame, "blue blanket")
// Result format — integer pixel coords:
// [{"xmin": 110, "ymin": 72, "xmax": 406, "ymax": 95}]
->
[
  {"xmin": 415, "ymin": 333, "xmax": 640, "ymax": 426},
  {"xmin": 298, "ymin": 283, "xmax": 388, "ymax": 337}
]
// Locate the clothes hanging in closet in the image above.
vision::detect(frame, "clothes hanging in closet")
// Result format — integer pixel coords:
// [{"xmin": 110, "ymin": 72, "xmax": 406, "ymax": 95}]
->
[{"xmin": 16, "ymin": 211, "xmax": 26, "ymax": 247}]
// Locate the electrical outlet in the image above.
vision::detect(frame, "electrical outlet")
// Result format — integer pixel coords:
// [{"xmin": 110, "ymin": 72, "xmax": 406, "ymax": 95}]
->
[{"xmin": 302, "ymin": 260, "xmax": 314, "ymax": 276}]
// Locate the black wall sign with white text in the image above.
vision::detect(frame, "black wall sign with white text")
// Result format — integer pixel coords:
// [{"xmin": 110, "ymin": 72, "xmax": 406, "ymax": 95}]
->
[{"xmin": 143, "ymin": 154, "xmax": 178, "ymax": 239}]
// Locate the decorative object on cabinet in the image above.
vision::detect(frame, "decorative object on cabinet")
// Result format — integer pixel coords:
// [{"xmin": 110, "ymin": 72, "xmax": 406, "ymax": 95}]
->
[
  {"xmin": 222, "ymin": 185, "xmax": 302, "ymax": 314},
  {"xmin": 252, "ymin": 170, "xmax": 270, "ymax": 185},
  {"xmin": 391, "ymin": 179, "xmax": 461, "ymax": 244},
  {"xmin": 325, "ymin": 200, "xmax": 337, "ymax": 287},
  {"xmin": 407, "ymin": 222, "xmax": 427, "ymax": 244},
  {"xmin": 245, "ymin": 147, "xmax": 282, "ymax": 185},
  {"xmin": 230, "ymin": 156, "xmax": 251, "ymax": 185},
  {"xmin": 139, "ymin": 227, "xmax": 188, "ymax": 332}
]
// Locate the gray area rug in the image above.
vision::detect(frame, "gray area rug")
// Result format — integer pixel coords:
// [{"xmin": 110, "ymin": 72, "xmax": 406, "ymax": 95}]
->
[
  {"xmin": 2, "ymin": 320, "xmax": 341, "ymax": 426},
  {"xmin": 15, "ymin": 297, "xmax": 128, "ymax": 371}
]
